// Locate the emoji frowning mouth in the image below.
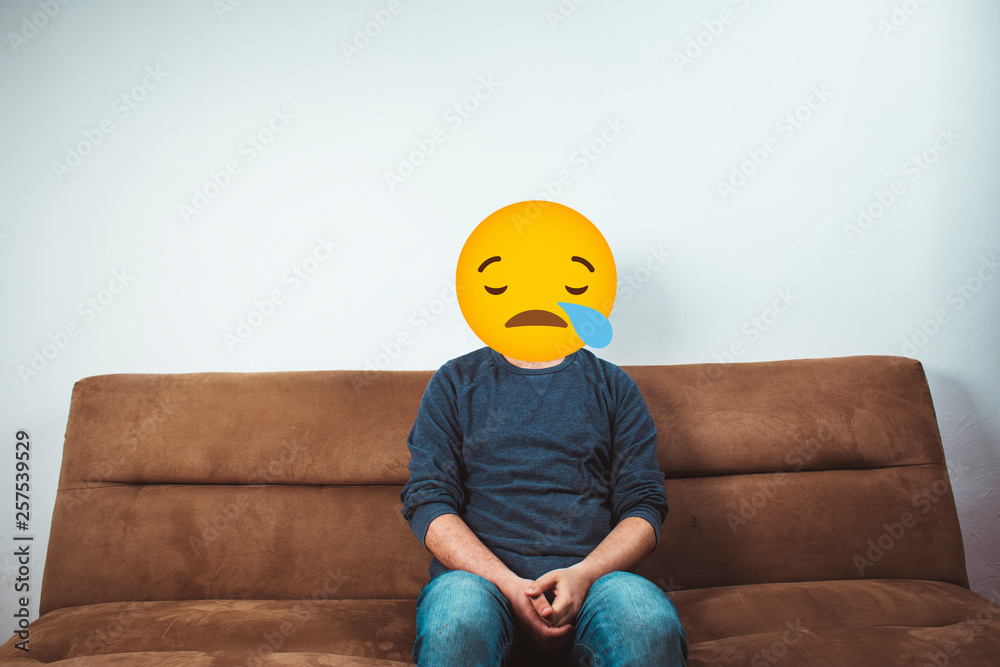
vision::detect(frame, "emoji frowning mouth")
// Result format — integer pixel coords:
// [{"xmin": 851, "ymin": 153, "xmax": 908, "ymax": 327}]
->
[{"xmin": 505, "ymin": 309, "xmax": 568, "ymax": 328}]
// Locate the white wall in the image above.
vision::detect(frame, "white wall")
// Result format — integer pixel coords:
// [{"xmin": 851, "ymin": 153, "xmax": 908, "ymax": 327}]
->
[{"xmin": 1, "ymin": 0, "xmax": 998, "ymax": 625}]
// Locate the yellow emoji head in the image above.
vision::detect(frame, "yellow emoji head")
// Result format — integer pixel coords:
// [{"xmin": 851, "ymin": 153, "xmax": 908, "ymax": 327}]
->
[{"xmin": 456, "ymin": 201, "xmax": 617, "ymax": 362}]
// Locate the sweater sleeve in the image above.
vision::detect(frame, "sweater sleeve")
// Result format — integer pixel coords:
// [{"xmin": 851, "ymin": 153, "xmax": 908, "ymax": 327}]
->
[
  {"xmin": 399, "ymin": 367, "xmax": 465, "ymax": 547},
  {"xmin": 608, "ymin": 369, "xmax": 669, "ymax": 546}
]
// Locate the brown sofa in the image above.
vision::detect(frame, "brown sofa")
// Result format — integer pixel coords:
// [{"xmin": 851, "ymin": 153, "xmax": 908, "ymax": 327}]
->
[{"xmin": 3, "ymin": 354, "xmax": 999, "ymax": 665}]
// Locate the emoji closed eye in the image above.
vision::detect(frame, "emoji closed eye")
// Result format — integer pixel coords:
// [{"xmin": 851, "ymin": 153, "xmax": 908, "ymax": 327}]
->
[
  {"xmin": 485, "ymin": 285, "xmax": 507, "ymax": 295},
  {"xmin": 565, "ymin": 285, "xmax": 588, "ymax": 295}
]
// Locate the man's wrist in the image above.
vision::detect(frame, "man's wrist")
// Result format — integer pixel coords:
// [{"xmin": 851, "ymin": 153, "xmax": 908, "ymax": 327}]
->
[
  {"xmin": 494, "ymin": 568, "xmax": 525, "ymax": 594},
  {"xmin": 569, "ymin": 558, "xmax": 603, "ymax": 587},
  {"xmin": 571, "ymin": 516, "xmax": 657, "ymax": 586}
]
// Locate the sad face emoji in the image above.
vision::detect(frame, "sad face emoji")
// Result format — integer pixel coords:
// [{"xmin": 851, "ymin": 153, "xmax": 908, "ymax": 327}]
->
[{"xmin": 456, "ymin": 201, "xmax": 617, "ymax": 362}]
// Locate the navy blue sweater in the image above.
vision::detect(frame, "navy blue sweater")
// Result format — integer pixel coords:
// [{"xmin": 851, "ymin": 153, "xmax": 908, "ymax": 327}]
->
[{"xmin": 399, "ymin": 346, "xmax": 668, "ymax": 582}]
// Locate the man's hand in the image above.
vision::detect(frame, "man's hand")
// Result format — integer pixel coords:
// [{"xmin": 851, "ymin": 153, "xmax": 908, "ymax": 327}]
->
[
  {"xmin": 526, "ymin": 516, "xmax": 657, "ymax": 629},
  {"xmin": 424, "ymin": 514, "xmax": 573, "ymax": 651},
  {"xmin": 497, "ymin": 574, "xmax": 575, "ymax": 653},
  {"xmin": 524, "ymin": 564, "xmax": 595, "ymax": 629}
]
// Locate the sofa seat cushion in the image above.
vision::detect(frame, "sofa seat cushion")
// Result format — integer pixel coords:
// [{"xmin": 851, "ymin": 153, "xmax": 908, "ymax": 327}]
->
[
  {"xmin": 5, "ymin": 579, "xmax": 998, "ymax": 666},
  {"xmin": 0, "ymin": 599, "xmax": 417, "ymax": 665},
  {"xmin": 0, "ymin": 653, "xmax": 412, "ymax": 666},
  {"xmin": 675, "ymin": 578, "xmax": 1000, "ymax": 665}
]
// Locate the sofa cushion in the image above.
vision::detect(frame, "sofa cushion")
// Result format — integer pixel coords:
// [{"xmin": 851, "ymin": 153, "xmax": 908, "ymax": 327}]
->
[
  {"xmin": 40, "ymin": 371, "xmax": 435, "ymax": 616},
  {"xmin": 41, "ymin": 485, "xmax": 430, "ymax": 614},
  {"xmin": 676, "ymin": 578, "xmax": 1000, "ymax": 665},
  {"xmin": 639, "ymin": 462, "xmax": 968, "ymax": 590},
  {"xmin": 625, "ymin": 355, "xmax": 946, "ymax": 476},
  {"xmin": 0, "ymin": 599, "xmax": 417, "ymax": 665},
  {"xmin": 0, "ymin": 653, "xmax": 412, "ymax": 666},
  {"xmin": 4, "ymin": 579, "xmax": 997, "ymax": 665}
]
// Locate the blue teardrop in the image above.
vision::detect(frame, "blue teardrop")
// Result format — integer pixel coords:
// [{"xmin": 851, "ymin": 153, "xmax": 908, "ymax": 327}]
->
[{"xmin": 556, "ymin": 302, "xmax": 613, "ymax": 348}]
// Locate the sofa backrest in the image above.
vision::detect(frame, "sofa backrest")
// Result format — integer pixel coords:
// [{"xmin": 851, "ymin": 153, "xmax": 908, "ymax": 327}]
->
[
  {"xmin": 627, "ymin": 355, "xmax": 967, "ymax": 592},
  {"xmin": 39, "ymin": 355, "xmax": 968, "ymax": 615}
]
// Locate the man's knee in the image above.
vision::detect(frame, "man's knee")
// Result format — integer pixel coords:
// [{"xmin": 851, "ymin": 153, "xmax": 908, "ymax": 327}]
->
[
  {"xmin": 581, "ymin": 572, "xmax": 687, "ymax": 656},
  {"xmin": 414, "ymin": 570, "xmax": 514, "ymax": 663},
  {"xmin": 597, "ymin": 572, "xmax": 681, "ymax": 619},
  {"xmin": 420, "ymin": 570, "xmax": 504, "ymax": 607},
  {"xmin": 416, "ymin": 570, "xmax": 511, "ymax": 637},
  {"xmin": 589, "ymin": 570, "xmax": 664, "ymax": 602}
]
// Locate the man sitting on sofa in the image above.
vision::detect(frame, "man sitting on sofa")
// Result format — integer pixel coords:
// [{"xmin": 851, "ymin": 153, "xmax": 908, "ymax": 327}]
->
[{"xmin": 398, "ymin": 201, "xmax": 688, "ymax": 665}]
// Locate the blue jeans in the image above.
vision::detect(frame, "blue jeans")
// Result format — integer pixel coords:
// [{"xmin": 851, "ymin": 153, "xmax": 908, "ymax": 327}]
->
[{"xmin": 413, "ymin": 569, "xmax": 688, "ymax": 666}]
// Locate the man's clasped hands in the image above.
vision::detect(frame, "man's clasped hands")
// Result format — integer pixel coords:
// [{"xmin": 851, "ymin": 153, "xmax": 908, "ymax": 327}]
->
[{"xmin": 498, "ymin": 563, "xmax": 596, "ymax": 653}]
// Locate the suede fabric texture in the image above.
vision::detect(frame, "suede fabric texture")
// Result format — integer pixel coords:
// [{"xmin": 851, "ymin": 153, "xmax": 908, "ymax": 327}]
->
[{"xmin": 2, "ymin": 355, "xmax": 997, "ymax": 666}]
